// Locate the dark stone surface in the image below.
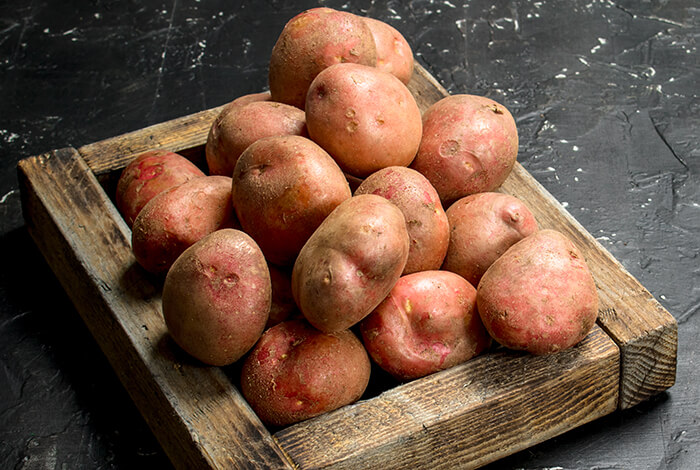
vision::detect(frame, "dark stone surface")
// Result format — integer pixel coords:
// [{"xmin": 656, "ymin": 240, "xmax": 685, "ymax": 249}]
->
[{"xmin": 1, "ymin": 1, "xmax": 697, "ymax": 468}]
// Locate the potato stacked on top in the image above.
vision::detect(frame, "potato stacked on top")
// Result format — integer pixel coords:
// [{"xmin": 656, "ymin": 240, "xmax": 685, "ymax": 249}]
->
[{"xmin": 116, "ymin": 7, "xmax": 599, "ymax": 427}]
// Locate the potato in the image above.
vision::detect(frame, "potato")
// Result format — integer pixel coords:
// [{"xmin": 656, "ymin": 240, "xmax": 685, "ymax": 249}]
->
[
  {"xmin": 240, "ymin": 319, "xmax": 371, "ymax": 427},
  {"xmin": 363, "ymin": 16, "xmax": 414, "ymax": 85},
  {"xmin": 306, "ymin": 63, "xmax": 422, "ymax": 178},
  {"xmin": 162, "ymin": 229, "xmax": 271, "ymax": 366},
  {"xmin": 410, "ymin": 94, "xmax": 519, "ymax": 206},
  {"xmin": 131, "ymin": 175, "xmax": 238, "ymax": 274},
  {"xmin": 292, "ymin": 194, "xmax": 410, "ymax": 333},
  {"xmin": 116, "ymin": 149, "xmax": 205, "ymax": 227},
  {"xmin": 355, "ymin": 166, "xmax": 449, "ymax": 274},
  {"xmin": 477, "ymin": 229, "xmax": 599, "ymax": 355},
  {"xmin": 268, "ymin": 7, "xmax": 377, "ymax": 109},
  {"xmin": 442, "ymin": 192, "xmax": 539, "ymax": 286},
  {"xmin": 205, "ymin": 101, "xmax": 306, "ymax": 177},
  {"xmin": 360, "ymin": 270, "xmax": 491, "ymax": 381},
  {"xmin": 231, "ymin": 135, "xmax": 352, "ymax": 266}
]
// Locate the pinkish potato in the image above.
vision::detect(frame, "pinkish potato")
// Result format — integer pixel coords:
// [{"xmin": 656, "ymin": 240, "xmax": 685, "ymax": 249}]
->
[
  {"xmin": 477, "ymin": 229, "xmax": 599, "ymax": 355},
  {"xmin": 410, "ymin": 94, "xmax": 519, "ymax": 206},
  {"xmin": 355, "ymin": 166, "xmax": 449, "ymax": 274},
  {"xmin": 206, "ymin": 101, "xmax": 307, "ymax": 177},
  {"xmin": 131, "ymin": 175, "xmax": 238, "ymax": 274},
  {"xmin": 363, "ymin": 16, "xmax": 414, "ymax": 85},
  {"xmin": 231, "ymin": 135, "xmax": 352, "ymax": 266},
  {"xmin": 442, "ymin": 192, "xmax": 539, "ymax": 286},
  {"xmin": 266, "ymin": 263, "xmax": 301, "ymax": 329},
  {"xmin": 240, "ymin": 319, "xmax": 371, "ymax": 427},
  {"xmin": 360, "ymin": 270, "xmax": 491, "ymax": 381},
  {"xmin": 292, "ymin": 194, "xmax": 410, "ymax": 333},
  {"xmin": 227, "ymin": 91, "xmax": 272, "ymax": 108},
  {"xmin": 116, "ymin": 149, "xmax": 205, "ymax": 227},
  {"xmin": 268, "ymin": 7, "xmax": 377, "ymax": 109},
  {"xmin": 162, "ymin": 229, "xmax": 271, "ymax": 366},
  {"xmin": 306, "ymin": 63, "xmax": 422, "ymax": 178}
]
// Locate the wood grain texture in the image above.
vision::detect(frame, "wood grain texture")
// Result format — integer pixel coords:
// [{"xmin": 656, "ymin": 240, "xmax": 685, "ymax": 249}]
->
[{"xmin": 17, "ymin": 148, "xmax": 294, "ymax": 470}]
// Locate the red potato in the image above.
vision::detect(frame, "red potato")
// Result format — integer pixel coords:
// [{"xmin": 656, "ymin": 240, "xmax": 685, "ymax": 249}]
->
[
  {"xmin": 442, "ymin": 192, "xmax": 539, "ymax": 286},
  {"xmin": 131, "ymin": 175, "xmax": 238, "ymax": 274},
  {"xmin": 268, "ymin": 7, "xmax": 377, "ymax": 109},
  {"xmin": 162, "ymin": 229, "xmax": 271, "ymax": 366},
  {"xmin": 360, "ymin": 270, "xmax": 491, "ymax": 381},
  {"xmin": 410, "ymin": 94, "xmax": 519, "ymax": 206},
  {"xmin": 292, "ymin": 194, "xmax": 410, "ymax": 333},
  {"xmin": 363, "ymin": 16, "xmax": 414, "ymax": 85},
  {"xmin": 477, "ymin": 229, "xmax": 599, "ymax": 355},
  {"xmin": 355, "ymin": 166, "xmax": 449, "ymax": 274},
  {"xmin": 116, "ymin": 149, "xmax": 205, "ymax": 227},
  {"xmin": 240, "ymin": 319, "xmax": 371, "ymax": 427},
  {"xmin": 231, "ymin": 135, "xmax": 352, "ymax": 266},
  {"xmin": 306, "ymin": 63, "xmax": 422, "ymax": 178},
  {"xmin": 206, "ymin": 100, "xmax": 307, "ymax": 177}
]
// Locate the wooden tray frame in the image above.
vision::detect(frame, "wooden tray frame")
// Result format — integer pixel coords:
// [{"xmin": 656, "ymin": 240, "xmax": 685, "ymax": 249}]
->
[{"xmin": 17, "ymin": 64, "xmax": 677, "ymax": 469}]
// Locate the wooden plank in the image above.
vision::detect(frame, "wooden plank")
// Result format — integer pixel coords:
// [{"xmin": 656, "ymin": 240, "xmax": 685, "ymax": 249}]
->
[
  {"xmin": 275, "ymin": 326, "xmax": 619, "ymax": 470},
  {"xmin": 17, "ymin": 148, "xmax": 294, "ymax": 470}
]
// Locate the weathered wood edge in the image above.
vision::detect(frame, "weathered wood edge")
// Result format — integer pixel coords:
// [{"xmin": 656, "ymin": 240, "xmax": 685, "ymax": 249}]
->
[
  {"xmin": 275, "ymin": 327, "xmax": 619, "ymax": 469},
  {"xmin": 17, "ymin": 148, "xmax": 295, "ymax": 470}
]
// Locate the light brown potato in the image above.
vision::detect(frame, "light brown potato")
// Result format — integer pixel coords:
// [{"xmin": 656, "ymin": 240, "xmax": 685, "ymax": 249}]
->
[
  {"xmin": 162, "ymin": 229, "xmax": 271, "ymax": 366},
  {"xmin": 240, "ymin": 319, "xmax": 371, "ymax": 427},
  {"xmin": 292, "ymin": 194, "xmax": 410, "ymax": 333},
  {"xmin": 116, "ymin": 149, "xmax": 205, "ymax": 227},
  {"xmin": 268, "ymin": 7, "xmax": 377, "ymax": 109},
  {"xmin": 363, "ymin": 16, "xmax": 414, "ymax": 85},
  {"xmin": 410, "ymin": 94, "xmax": 519, "ymax": 206},
  {"xmin": 206, "ymin": 101, "xmax": 306, "ymax": 177},
  {"xmin": 442, "ymin": 192, "xmax": 539, "ymax": 286},
  {"xmin": 131, "ymin": 175, "xmax": 238, "ymax": 274},
  {"xmin": 477, "ymin": 229, "xmax": 599, "ymax": 355},
  {"xmin": 306, "ymin": 63, "xmax": 422, "ymax": 178},
  {"xmin": 355, "ymin": 166, "xmax": 449, "ymax": 274},
  {"xmin": 231, "ymin": 135, "xmax": 352, "ymax": 266},
  {"xmin": 360, "ymin": 270, "xmax": 491, "ymax": 381}
]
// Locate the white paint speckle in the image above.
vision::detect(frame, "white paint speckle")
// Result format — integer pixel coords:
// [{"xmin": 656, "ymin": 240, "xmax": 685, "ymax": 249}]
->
[
  {"xmin": 0, "ymin": 189, "xmax": 17, "ymax": 204},
  {"xmin": 562, "ymin": 201, "xmax": 569, "ymax": 208},
  {"xmin": 555, "ymin": 73, "xmax": 567, "ymax": 79},
  {"xmin": 578, "ymin": 57, "xmax": 590, "ymax": 66},
  {"xmin": 573, "ymin": 145, "xmax": 580, "ymax": 151}
]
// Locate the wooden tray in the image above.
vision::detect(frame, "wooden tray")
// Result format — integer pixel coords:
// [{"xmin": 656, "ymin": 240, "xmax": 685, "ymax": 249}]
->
[{"xmin": 17, "ymin": 63, "xmax": 677, "ymax": 469}]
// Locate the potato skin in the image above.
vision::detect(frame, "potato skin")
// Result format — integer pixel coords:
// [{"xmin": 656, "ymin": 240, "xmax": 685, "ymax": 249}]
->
[
  {"xmin": 442, "ymin": 192, "xmax": 539, "ymax": 286},
  {"xmin": 292, "ymin": 194, "xmax": 410, "ymax": 333},
  {"xmin": 131, "ymin": 175, "xmax": 238, "ymax": 274},
  {"xmin": 355, "ymin": 166, "xmax": 449, "ymax": 274},
  {"xmin": 410, "ymin": 94, "xmax": 519, "ymax": 206},
  {"xmin": 360, "ymin": 270, "xmax": 491, "ymax": 381},
  {"xmin": 306, "ymin": 63, "xmax": 422, "ymax": 178},
  {"xmin": 477, "ymin": 229, "xmax": 599, "ymax": 355},
  {"xmin": 206, "ymin": 101, "xmax": 307, "ymax": 177},
  {"xmin": 116, "ymin": 150, "xmax": 205, "ymax": 227},
  {"xmin": 240, "ymin": 319, "xmax": 371, "ymax": 427},
  {"xmin": 231, "ymin": 135, "xmax": 352, "ymax": 266},
  {"xmin": 162, "ymin": 229, "xmax": 271, "ymax": 366},
  {"xmin": 363, "ymin": 16, "xmax": 414, "ymax": 85},
  {"xmin": 268, "ymin": 7, "xmax": 377, "ymax": 109}
]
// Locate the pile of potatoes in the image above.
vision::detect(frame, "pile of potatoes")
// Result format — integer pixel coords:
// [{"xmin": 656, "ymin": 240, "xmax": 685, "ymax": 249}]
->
[{"xmin": 117, "ymin": 7, "xmax": 599, "ymax": 427}]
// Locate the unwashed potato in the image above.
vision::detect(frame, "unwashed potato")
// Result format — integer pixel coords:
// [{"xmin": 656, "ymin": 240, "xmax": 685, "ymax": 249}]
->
[
  {"xmin": 292, "ymin": 194, "xmax": 410, "ymax": 333},
  {"xmin": 131, "ymin": 175, "xmax": 238, "ymax": 274},
  {"xmin": 162, "ymin": 229, "xmax": 271, "ymax": 366},
  {"xmin": 410, "ymin": 94, "xmax": 519, "ymax": 206},
  {"xmin": 306, "ymin": 63, "xmax": 422, "ymax": 178},
  {"xmin": 355, "ymin": 166, "xmax": 449, "ymax": 274},
  {"xmin": 116, "ymin": 149, "xmax": 205, "ymax": 227},
  {"xmin": 363, "ymin": 16, "xmax": 414, "ymax": 85},
  {"xmin": 360, "ymin": 270, "xmax": 491, "ymax": 381},
  {"xmin": 206, "ymin": 100, "xmax": 307, "ymax": 177},
  {"xmin": 477, "ymin": 229, "xmax": 599, "ymax": 355},
  {"xmin": 442, "ymin": 192, "xmax": 539, "ymax": 286},
  {"xmin": 240, "ymin": 319, "xmax": 371, "ymax": 427},
  {"xmin": 268, "ymin": 7, "xmax": 377, "ymax": 109},
  {"xmin": 231, "ymin": 135, "xmax": 352, "ymax": 266}
]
